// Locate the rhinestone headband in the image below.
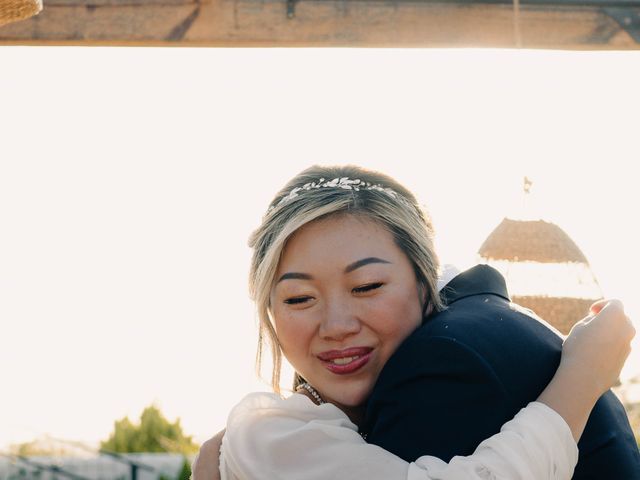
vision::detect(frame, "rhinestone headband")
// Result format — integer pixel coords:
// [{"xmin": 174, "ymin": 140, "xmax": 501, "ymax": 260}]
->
[{"xmin": 269, "ymin": 177, "xmax": 399, "ymax": 212}]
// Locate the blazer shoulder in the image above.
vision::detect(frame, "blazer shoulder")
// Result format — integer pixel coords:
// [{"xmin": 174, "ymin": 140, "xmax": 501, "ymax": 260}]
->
[
  {"xmin": 388, "ymin": 296, "xmax": 563, "ymax": 402},
  {"xmin": 379, "ymin": 333, "xmax": 510, "ymax": 398}
]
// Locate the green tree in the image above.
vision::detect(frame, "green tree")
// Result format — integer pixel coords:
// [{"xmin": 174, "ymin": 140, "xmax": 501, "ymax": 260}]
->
[
  {"xmin": 9, "ymin": 437, "xmax": 75, "ymax": 456},
  {"xmin": 101, "ymin": 404, "xmax": 199, "ymax": 455},
  {"xmin": 176, "ymin": 459, "xmax": 192, "ymax": 480}
]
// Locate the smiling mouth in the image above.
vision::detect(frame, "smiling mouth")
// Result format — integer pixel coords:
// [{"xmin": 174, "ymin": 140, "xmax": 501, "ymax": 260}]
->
[
  {"xmin": 317, "ymin": 348, "xmax": 373, "ymax": 374},
  {"xmin": 330, "ymin": 356, "xmax": 361, "ymax": 365}
]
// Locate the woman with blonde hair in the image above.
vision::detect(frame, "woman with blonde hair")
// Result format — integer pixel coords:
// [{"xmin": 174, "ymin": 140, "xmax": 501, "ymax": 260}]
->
[{"xmin": 195, "ymin": 164, "xmax": 636, "ymax": 480}]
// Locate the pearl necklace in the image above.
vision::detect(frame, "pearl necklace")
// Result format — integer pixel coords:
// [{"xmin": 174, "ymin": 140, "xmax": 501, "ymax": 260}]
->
[
  {"xmin": 296, "ymin": 382, "xmax": 368, "ymax": 440},
  {"xmin": 298, "ymin": 382, "xmax": 324, "ymax": 405}
]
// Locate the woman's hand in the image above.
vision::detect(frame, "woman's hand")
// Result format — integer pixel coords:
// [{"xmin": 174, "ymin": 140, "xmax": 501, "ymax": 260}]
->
[
  {"xmin": 560, "ymin": 299, "xmax": 635, "ymax": 400},
  {"xmin": 191, "ymin": 429, "xmax": 225, "ymax": 480},
  {"xmin": 537, "ymin": 299, "xmax": 635, "ymax": 441}
]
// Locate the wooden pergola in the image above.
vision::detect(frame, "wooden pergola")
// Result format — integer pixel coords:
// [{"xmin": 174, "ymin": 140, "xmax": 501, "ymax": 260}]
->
[{"xmin": 1, "ymin": 0, "xmax": 639, "ymax": 48}]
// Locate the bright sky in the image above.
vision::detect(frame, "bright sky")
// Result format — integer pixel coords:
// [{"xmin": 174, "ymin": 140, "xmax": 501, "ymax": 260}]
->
[{"xmin": 1, "ymin": 47, "xmax": 639, "ymax": 450}]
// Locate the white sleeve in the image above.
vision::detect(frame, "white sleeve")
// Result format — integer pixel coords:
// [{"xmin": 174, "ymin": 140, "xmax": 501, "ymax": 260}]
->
[
  {"xmin": 408, "ymin": 402, "xmax": 578, "ymax": 480},
  {"xmin": 220, "ymin": 393, "xmax": 578, "ymax": 480}
]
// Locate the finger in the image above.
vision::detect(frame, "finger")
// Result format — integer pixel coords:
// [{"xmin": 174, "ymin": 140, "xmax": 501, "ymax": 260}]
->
[
  {"xmin": 591, "ymin": 300, "xmax": 625, "ymax": 324},
  {"xmin": 624, "ymin": 317, "xmax": 636, "ymax": 342},
  {"xmin": 590, "ymin": 298, "xmax": 612, "ymax": 315},
  {"xmin": 577, "ymin": 313, "xmax": 595, "ymax": 325}
]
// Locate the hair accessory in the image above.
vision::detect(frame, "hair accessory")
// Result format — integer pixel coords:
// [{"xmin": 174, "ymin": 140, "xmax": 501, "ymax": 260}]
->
[
  {"xmin": 297, "ymin": 382, "xmax": 325, "ymax": 405},
  {"xmin": 269, "ymin": 177, "xmax": 399, "ymax": 212}
]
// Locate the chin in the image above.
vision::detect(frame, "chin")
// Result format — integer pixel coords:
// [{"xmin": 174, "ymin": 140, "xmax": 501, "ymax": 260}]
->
[{"xmin": 332, "ymin": 385, "xmax": 372, "ymax": 408}]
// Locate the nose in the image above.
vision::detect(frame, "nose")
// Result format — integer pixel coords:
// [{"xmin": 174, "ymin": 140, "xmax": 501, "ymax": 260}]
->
[{"xmin": 318, "ymin": 296, "xmax": 361, "ymax": 341}]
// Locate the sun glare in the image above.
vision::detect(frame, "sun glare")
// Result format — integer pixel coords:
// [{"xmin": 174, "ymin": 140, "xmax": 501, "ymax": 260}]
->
[{"xmin": 1, "ymin": 46, "xmax": 639, "ymax": 448}]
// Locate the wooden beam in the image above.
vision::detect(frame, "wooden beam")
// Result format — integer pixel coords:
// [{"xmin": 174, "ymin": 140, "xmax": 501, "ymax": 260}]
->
[{"xmin": 1, "ymin": 0, "xmax": 638, "ymax": 48}]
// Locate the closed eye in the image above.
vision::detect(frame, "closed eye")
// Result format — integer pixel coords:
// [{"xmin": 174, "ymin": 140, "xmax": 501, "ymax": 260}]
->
[
  {"xmin": 284, "ymin": 296, "xmax": 313, "ymax": 305},
  {"xmin": 284, "ymin": 284, "xmax": 383, "ymax": 304},
  {"xmin": 353, "ymin": 283, "xmax": 383, "ymax": 294}
]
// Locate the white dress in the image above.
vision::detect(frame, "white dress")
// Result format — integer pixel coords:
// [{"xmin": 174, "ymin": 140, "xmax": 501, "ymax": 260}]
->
[{"xmin": 219, "ymin": 392, "xmax": 578, "ymax": 480}]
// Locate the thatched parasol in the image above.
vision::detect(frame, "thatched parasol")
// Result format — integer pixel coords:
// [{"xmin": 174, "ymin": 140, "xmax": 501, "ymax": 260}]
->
[
  {"xmin": 0, "ymin": 0, "xmax": 42, "ymax": 27},
  {"xmin": 479, "ymin": 218, "xmax": 588, "ymax": 264},
  {"xmin": 478, "ymin": 217, "xmax": 602, "ymax": 335}
]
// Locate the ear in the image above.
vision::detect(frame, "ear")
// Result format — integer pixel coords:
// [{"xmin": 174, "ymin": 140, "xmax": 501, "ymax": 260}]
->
[
  {"xmin": 422, "ymin": 300, "xmax": 434, "ymax": 317},
  {"xmin": 418, "ymin": 283, "xmax": 433, "ymax": 317}
]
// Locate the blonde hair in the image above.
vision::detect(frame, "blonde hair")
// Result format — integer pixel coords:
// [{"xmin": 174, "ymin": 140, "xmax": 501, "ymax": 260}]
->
[{"xmin": 248, "ymin": 165, "xmax": 443, "ymax": 393}]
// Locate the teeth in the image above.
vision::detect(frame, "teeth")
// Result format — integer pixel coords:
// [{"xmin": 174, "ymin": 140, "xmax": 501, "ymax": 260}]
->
[{"xmin": 331, "ymin": 356, "xmax": 360, "ymax": 365}]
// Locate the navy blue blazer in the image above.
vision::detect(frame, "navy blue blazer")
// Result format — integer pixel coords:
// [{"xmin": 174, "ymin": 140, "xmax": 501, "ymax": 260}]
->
[{"xmin": 363, "ymin": 265, "xmax": 640, "ymax": 479}]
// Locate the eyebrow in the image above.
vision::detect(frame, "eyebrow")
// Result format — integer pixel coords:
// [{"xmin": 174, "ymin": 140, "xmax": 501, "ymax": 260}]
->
[
  {"xmin": 344, "ymin": 257, "xmax": 391, "ymax": 273},
  {"xmin": 276, "ymin": 257, "xmax": 391, "ymax": 283}
]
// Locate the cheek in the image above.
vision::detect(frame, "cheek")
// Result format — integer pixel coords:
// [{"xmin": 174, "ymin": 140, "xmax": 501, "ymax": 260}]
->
[
  {"xmin": 273, "ymin": 310, "xmax": 315, "ymax": 354},
  {"xmin": 373, "ymin": 290, "xmax": 422, "ymax": 344}
]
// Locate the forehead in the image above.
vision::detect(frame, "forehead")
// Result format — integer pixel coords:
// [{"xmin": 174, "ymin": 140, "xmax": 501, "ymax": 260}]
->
[{"xmin": 277, "ymin": 214, "xmax": 402, "ymax": 271}]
